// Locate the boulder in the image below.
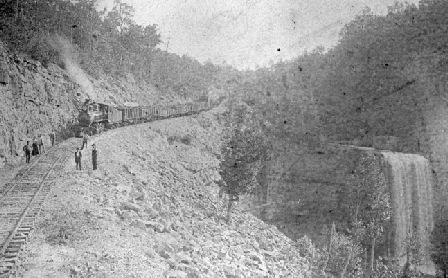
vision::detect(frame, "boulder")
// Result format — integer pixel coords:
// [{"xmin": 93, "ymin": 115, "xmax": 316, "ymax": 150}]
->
[
  {"xmin": 131, "ymin": 219, "xmax": 147, "ymax": 230},
  {"xmin": 144, "ymin": 205, "xmax": 160, "ymax": 219},
  {"xmin": 130, "ymin": 189, "xmax": 145, "ymax": 200},
  {"xmin": 222, "ymin": 265, "xmax": 244, "ymax": 278},
  {"xmin": 0, "ymin": 155, "xmax": 5, "ymax": 169},
  {"xmin": 121, "ymin": 201, "xmax": 141, "ymax": 213},
  {"xmin": 165, "ymin": 270, "xmax": 188, "ymax": 278},
  {"xmin": 177, "ymin": 265, "xmax": 201, "ymax": 278},
  {"xmin": 121, "ymin": 210, "xmax": 138, "ymax": 221},
  {"xmin": 145, "ymin": 221, "xmax": 167, "ymax": 233}
]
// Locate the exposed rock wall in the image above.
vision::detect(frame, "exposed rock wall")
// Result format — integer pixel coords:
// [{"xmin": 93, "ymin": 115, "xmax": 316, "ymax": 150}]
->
[
  {"xmin": 248, "ymin": 143, "xmax": 365, "ymax": 244},
  {"xmin": 0, "ymin": 42, "xmax": 79, "ymax": 165},
  {"xmin": 252, "ymin": 141, "xmax": 435, "ymax": 272},
  {"xmin": 419, "ymin": 74, "xmax": 448, "ymax": 221}
]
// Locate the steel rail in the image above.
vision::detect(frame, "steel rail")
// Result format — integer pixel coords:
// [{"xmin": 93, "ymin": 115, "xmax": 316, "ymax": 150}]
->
[
  {"xmin": 0, "ymin": 142, "xmax": 62, "ymax": 207},
  {"xmin": 0, "ymin": 149, "xmax": 68, "ymax": 277}
]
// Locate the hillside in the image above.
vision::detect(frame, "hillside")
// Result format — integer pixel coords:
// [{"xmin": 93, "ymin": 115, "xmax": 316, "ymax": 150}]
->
[{"xmin": 13, "ymin": 108, "xmax": 314, "ymax": 278}]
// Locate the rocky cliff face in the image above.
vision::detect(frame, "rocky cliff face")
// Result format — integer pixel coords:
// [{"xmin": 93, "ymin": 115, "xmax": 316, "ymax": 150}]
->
[
  {"xmin": 240, "ymin": 141, "xmax": 364, "ymax": 244},
  {"xmin": 0, "ymin": 41, "xmax": 79, "ymax": 166}
]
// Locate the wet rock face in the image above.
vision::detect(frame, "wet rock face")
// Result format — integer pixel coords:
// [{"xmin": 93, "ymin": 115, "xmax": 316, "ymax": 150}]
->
[{"xmin": 0, "ymin": 42, "xmax": 78, "ymax": 165}]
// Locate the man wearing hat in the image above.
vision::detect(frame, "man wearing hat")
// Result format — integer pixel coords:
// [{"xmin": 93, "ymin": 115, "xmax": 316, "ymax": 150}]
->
[
  {"xmin": 92, "ymin": 144, "xmax": 98, "ymax": 170},
  {"xmin": 75, "ymin": 147, "xmax": 82, "ymax": 170},
  {"xmin": 23, "ymin": 141, "xmax": 32, "ymax": 163}
]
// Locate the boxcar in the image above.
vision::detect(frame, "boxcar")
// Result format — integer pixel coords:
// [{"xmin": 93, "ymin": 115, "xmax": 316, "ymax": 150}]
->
[
  {"xmin": 107, "ymin": 106, "xmax": 123, "ymax": 126},
  {"xmin": 122, "ymin": 107, "xmax": 139, "ymax": 123},
  {"xmin": 159, "ymin": 106, "xmax": 169, "ymax": 117},
  {"xmin": 141, "ymin": 107, "xmax": 151, "ymax": 121}
]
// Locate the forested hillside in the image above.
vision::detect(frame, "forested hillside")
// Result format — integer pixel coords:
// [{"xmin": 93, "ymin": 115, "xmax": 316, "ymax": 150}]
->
[
  {"xmin": 0, "ymin": 0, "xmax": 225, "ymax": 100},
  {"xmin": 223, "ymin": 0, "xmax": 448, "ymax": 149}
]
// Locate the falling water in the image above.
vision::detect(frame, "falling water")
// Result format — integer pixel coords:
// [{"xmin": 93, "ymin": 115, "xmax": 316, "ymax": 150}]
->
[{"xmin": 381, "ymin": 151, "xmax": 434, "ymax": 273}]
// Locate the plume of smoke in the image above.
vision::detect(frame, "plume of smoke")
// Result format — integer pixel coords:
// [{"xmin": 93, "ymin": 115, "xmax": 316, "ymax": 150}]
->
[{"xmin": 47, "ymin": 36, "xmax": 95, "ymax": 100}]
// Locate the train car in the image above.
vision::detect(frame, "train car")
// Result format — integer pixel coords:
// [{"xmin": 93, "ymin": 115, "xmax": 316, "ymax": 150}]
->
[
  {"xmin": 108, "ymin": 106, "xmax": 123, "ymax": 127},
  {"xmin": 141, "ymin": 106, "xmax": 151, "ymax": 121},
  {"xmin": 185, "ymin": 102, "xmax": 194, "ymax": 114},
  {"xmin": 150, "ymin": 106, "xmax": 160, "ymax": 119},
  {"xmin": 121, "ymin": 106, "xmax": 140, "ymax": 123},
  {"xmin": 137, "ymin": 107, "xmax": 143, "ymax": 121},
  {"xmin": 170, "ymin": 105, "xmax": 179, "ymax": 117},
  {"xmin": 77, "ymin": 97, "xmax": 210, "ymax": 138},
  {"xmin": 159, "ymin": 105, "xmax": 169, "ymax": 117}
]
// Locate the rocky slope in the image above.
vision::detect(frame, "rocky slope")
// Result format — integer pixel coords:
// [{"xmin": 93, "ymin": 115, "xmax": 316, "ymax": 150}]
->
[{"xmin": 14, "ymin": 108, "xmax": 314, "ymax": 278}]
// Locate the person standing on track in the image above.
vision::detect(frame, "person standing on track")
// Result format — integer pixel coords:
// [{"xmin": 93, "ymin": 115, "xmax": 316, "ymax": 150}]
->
[
  {"xmin": 38, "ymin": 134, "xmax": 45, "ymax": 154},
  {"xmin": 50, "ymin": 131, "xmax": 55, "ymax": 146},
  {"xmin": 23, "ymin": 141, "xmax": 31, "ymax": 163},
  {"xmin": 92, "ymin": 144, "xmax": 98, "ymax": 170},
  {"xmin": 82, "ymin": 132, "xmax": 89, "ymax": 150},
  {"xmin": 75, "ymin": 147, "xmax": 82, "ymax": 170},
  {"xmin": 32, "ymin": 136, "xmax": 39, "ymax": 156}
]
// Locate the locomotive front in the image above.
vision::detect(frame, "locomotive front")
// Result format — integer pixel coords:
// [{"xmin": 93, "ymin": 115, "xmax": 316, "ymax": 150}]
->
[{"xmin": 78, "ymin": 102, "xmax": 109, "ymax": 127}]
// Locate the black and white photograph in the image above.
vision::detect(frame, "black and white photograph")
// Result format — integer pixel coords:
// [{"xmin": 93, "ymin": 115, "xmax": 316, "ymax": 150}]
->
[{"xmin": 0, "ymin": 0, "xmax": 447, "ymax": 277}]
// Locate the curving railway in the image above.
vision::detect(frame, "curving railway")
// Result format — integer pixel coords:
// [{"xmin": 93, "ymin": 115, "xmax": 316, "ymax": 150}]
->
[
  {"xmin": 0, "ymin": 98, "xmax": 212, "ymax": 277},
  {"xmin": 0, "ymin": 138, "xmax": 77, "ymax": 277}
]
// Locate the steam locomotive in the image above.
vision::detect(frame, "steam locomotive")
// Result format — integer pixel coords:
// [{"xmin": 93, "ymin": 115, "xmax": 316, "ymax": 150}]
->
[{"xmin": 77, "ymin": 97, "xmax": 209, "ymax": 135}]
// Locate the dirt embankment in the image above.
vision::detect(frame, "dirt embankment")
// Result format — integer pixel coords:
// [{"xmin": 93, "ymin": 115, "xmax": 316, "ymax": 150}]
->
[{"xmin": 15, "ymin": 108, "xmax": 312, "ymax": 278}]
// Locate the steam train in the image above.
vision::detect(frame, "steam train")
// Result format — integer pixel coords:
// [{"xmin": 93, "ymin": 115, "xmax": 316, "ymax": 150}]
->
[{"xmin": 77, "ymin": 97, "xmax": 210, "ymax": 135}]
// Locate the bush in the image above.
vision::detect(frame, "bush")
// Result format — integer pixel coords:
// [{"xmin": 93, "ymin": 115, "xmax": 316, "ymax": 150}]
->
[
  {"xmin": 430, "ymin": 218, "xmax": 448, "ymax": 277},
  {"xmin": 326, "ymin": 231, "xmax": 364, "ymax": 277},
  {"xmin": 167, "ymin": 134, "xmax": 193, "ymax": 145},
  {"xmin": 180, "ymin": 134, "xmax": 193, "ymax": 145}
]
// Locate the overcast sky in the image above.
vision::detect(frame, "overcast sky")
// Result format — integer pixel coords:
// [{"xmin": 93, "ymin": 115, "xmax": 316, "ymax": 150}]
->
[{"xmin": 97, "ymin": 0, "xmax": 420, "ymax": 70}]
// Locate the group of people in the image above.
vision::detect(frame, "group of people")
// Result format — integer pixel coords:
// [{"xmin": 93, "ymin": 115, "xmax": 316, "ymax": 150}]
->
[
  {"xmin": 23, "ymin": 132, "xmax": 56, "ymax": 164},
  {"xmin": 22, "ymin": 131, "xmax": 98, "ymax": 170},
  {"xmin": 74, "ymin": 132, "xmax": 98, "ymax": 171}
]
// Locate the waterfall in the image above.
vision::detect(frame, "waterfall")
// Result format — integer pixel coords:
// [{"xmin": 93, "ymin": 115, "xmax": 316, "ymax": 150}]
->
[{"xmin": 381, "ymin": 151, "xmax": 434, "ymax": 273}]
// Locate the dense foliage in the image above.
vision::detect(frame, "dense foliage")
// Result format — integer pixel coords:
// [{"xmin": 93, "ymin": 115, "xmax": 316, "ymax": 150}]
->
[
  {"xmin": 431, "ymin": 218, "xmax": 448, "ymax": 277},
  {"xmin": 218, "ymin": 97, "xmax": 271, "ymax": 222},
  {"xmin": 339, "ymin": 153, "xmax": 391, "ymax": 274},
  {"xmin": 222, "ymin": 0, "xmax": 448, "ymax": 146},
  {"xmin": 0, "ymin": 0, "xmax": 221, "ymax": 98}
]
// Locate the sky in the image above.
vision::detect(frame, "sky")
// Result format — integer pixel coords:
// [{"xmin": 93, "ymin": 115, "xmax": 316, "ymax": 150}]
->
[{"xmin": 97, "ymin": 0, "xmax": 420, "ymax": 70}]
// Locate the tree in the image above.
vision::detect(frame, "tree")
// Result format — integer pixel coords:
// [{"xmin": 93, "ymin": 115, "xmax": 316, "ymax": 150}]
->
[
  {"xmin": 430, "ymin": 218, "xmax": 448, "ymax": 278},
  {"xmin": 342, "ymin": 153, "xmax": 391, "ymax": 273},
  {"xmin": 219, "ymin": 98, "xmax": 269, "ymax": 224}
]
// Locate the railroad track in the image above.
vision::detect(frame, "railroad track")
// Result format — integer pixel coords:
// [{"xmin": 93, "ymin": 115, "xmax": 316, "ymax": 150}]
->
[
  {"xmin": 0, "ymin": 110, "xmax": 207, "ymax": 276},
  {"xmin": 0, "ymin": 143, "xmax": 71, "ymax": 277}
]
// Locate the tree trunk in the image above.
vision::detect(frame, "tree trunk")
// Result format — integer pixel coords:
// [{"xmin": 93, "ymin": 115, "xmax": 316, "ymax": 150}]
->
[
  {"xmin": 370, "ymin": 237, "xmax": 376, "ymax": 272},
  {"xmin": 364, "ymin": 249, "xmax": 368, "ymax": 274},
  {"xmin": 258, "ymin": 162, "xmax": 269, "ymax": 220},
  {"xmin": 226, "ymin": 194, "xmax": 238, "ymax": 224},
  {"xmin": 340, "ymin": 247, "xmax": 353, "ymax": 278},
  {"xmin": 322, "ymin": 222, "xmax": 336, "ymax": 272},
  {"xmin": 15, "ymin": 0, "xmax": 19, "ymax": 21}
]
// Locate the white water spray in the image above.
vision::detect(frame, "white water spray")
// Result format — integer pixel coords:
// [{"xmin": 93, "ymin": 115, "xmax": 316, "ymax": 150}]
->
[{"xmin": 381, "ymin": 151, "xmax": 434, "ymax": 273}]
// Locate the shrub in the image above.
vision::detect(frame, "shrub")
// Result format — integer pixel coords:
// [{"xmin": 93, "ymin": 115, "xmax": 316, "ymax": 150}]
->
[{"xmin": 180, "ymin": 134, "xmax": 192, "ymax": 145}]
